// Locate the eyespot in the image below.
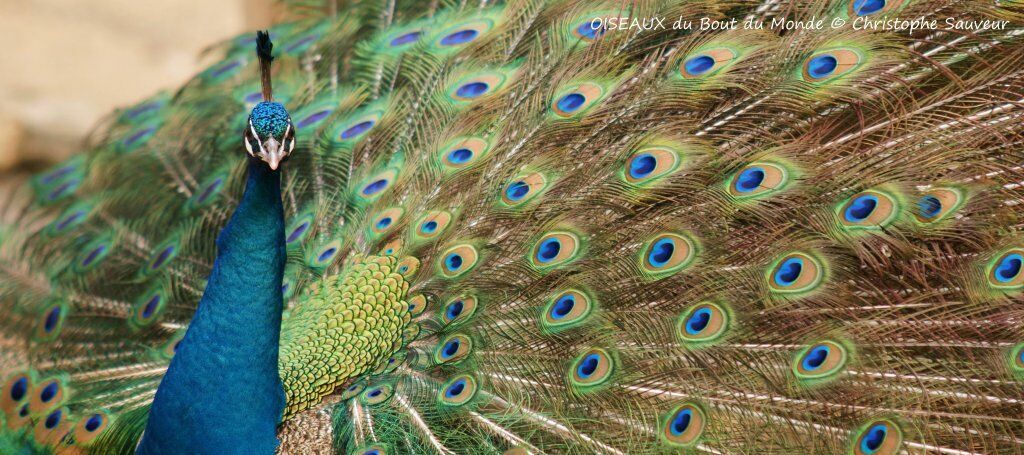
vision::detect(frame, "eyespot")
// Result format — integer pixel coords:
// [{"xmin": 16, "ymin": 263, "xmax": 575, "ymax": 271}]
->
[
  {"xmin": 283, "ymin": 29, "xmax": 324, "ymax": 55},
  {"xmin": 677, "ymin": 302, "xmax": 729, "ymax": 345},
  {"xmin": 202, "ymin": 57, "xmax": 245, "ymax": 82},
  {"xmin": 438, "ymin": 244, "xmax": 480, "ymax": 278},
  {"xmin": 144, "ymin": 241, "xmax": 179, "ymax": 274},
  {"xmin": 390, "ymin": 30, "xmax": 423, "ymax": 48},
  {"xmin": 29, "ymin": 378, "xmax": 64, "ymax": 414},
  {"xmin": 641, "ymin": 233, "xmax": 698, "ymax": 277},
  {"xmin": 120, "ymin": 123, "xmax": 160, "ymax": 153},
  {"xmin": 1, "ymin": 372, "xmax": 31, "ymax": 415},
  {"xmin": 551, "ymin": 83, "xmax": 605, "ymax": 118},
  {"xmin": 308, "ymin": 239, "xmax": 343, "ymax": 268},
  {"xmin": 679, "ymin": 48, "xmax": 737, "ymax": 78},
  {"xmin": 987, "ymin": 248, "xmax": 1024, "ymax": 289},
  {"xmin": 361, "ymin": 383, "xmax": 394, "ymax": 406},
  {"xmin": 727, "ymin": 162, "xmax": 791, "ymax": 199},
  {"xmin": 541, "ymin": 289, "xmax": 595, "ymax": 332},
  {"xmin": 501, "ymin": 173, "xmax": 547, "ymax": 206},
  {"xmin": 793, "ymin": 340, "xmax": 848, "ymax": 380},
  {"xmin": 121, "ymin": 95, "xmax": 167, "ymax": 123},
  {"xmin": 438, "ymin": 374, "xmax": 479, "ymax": 406},
  {"xmin": 74, "ymin": 411, "xmax": 111, "ymax": 445},
  {"xmin": 294, "ymin": 108, "xmax": 334, "ymax": 129},
  {"xmin": 370, "ymin": 208, "xmax": 405, "ymax": 236},
  {"xmin": 1009, "ymin": 343, "xmax": 1024, "ymax": 376},
  {"xmin": 569, "ymin": 348, "xmax": 614, "ymax": 388},
  {"xmin": 441, "ymin": 295, "xmax": 478, "ymax": 326},
  {"xmin": 34, "ymin": 407, "xmax": 69, "ymax": 445},
  {"xmin": 341, "ymin": 382, "xmax": 365, "ymax": 400},
  {"xmin": 355, "ymin": 444, "xmax": 389, "ymax": 455},
  {"xmin": 530, "ymin": 231, "xmax": 582, "ymax": 269},
  {"xmin": 75, "ymin": 237, "xmax": 113, "ymax": 272},
  {"xmin": 572, "ymin": 18, "xmax": 606, "ymax": 41},
  {"xmin": 375, "ymin": 350, "xmax": 407, "ymax": 375},
  {"xmin": 34, "ymin": 303, "xmax": 67, "ymax": 342},
  {"xmin": 414, "ymin": 211, "xmax": 453, "ymax": 240},
  {"xmin": 434, "ymin": 334, "xmax": 473, "ymax": 364},
  {"xmin": 286, "ymin": 212, "xmax": 315, "ymax": 245},
  {"xmin": 328, "ymin": 109, "xmax": 382, "ymax": 146},
  {"xmin": 396, "ymin": 256, "xmax": 420, "ymax": 278},
  {"xmin": 767, "ymin": 252, "xmax": 825, "ymax": 294},
  {"xmin": 623, "ymin": 147, "xmax": 682, "ymax": 185},
  {"xmin": 439, "ymin": 137, "xmax": 491, "ymax": 170},
  {"xmin": 187, "ymin": 174, "xmax": 227, "ymax": 210},
  {"xmin": 450, "ymin": 73, "xmax": 508, "ymax": 102},
  {"xmin": 359, "ymin": 169, "xmax": 398, "ymax": 199},
  {"xmin": 802, "ymin": 49, "xmax": 863, "ymax": 82},
  {"xmin": 380, "ymin": 239, "xmax": 404, "ymax": 257},
  {"xmin": 46, "ymin": 202, "xmax": 92, "ymax": 236},
  {"xmin": 837, "ymin": 190, "xmax": 900, "ymax": 230},
  {"xmin": 406, "ymin": 295, "xmax": 428, "ymax": 316},
  {"xmin": 851, "ymin": 419, "xmax": 902, "ymax": 455},
  {"xmin": 914, "ymin": 187, "xmax": 964, "ymax": 223},
  {"xmin": 436, "ymin": 19, "xmax": 493, "ymax": 47},
  {"xmin": 131, "ymin": 291, "xmax": 166, "ymax": 328},
  {"xmin": 159, "ymin": 332, "xmax": 184, "ymax": 360},
  {"xmin": 660, "ymin": 402, "xmax": 706, "ymax": 447},
  {"xmin": 849, "ymin": 0, "xmax": 903, "ymax": 16}
]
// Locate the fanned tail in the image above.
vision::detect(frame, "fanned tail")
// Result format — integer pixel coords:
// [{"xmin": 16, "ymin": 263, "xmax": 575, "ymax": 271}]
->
[{"xmin": 2, "ymin": 0, "xmax": 1024, "ymax": 454}]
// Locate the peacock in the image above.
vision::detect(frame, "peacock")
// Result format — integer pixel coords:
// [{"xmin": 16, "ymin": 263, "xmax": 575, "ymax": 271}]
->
[{"xmin": 2, "ymin": 0, "xmax": 1024, "ymax": 453}]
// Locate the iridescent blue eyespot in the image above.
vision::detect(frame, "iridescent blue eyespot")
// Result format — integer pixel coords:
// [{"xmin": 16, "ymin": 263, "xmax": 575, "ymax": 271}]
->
[
  {"xmin": 445, "ymin": 253, "xmax": 463, "ymax": 271},
  {"xmin": 734, "ymin": 167, "xmax": 765, "ymax": 193},
  {"xmin": 917, "ymin": 195, "xmax": 941, "ymax": 220},
  {"xmin": 84, "ymin": 414, "xmax": 103, "ymax": 432},
  {"xmin": 802, "ymin": 345, "xmax": 830, "ymax": 370},
  {"xmin": 684, "ymin": 55, "xmax": 716, "ymax": 76},
  {"xmin": 441, "ymin": 29, "xmax": 479, "ymax": 46},
  {"xmin": 661, "ymin": 403, "xmax": 706, "ymax": 447},
  {"xmin": 44, "ymin": 307, "xmax": 61, "ymax": 333},
  {"xmin": 551, "ymin": 295, "xmax": 575, "ymax": 320},
  {"xmin": 685, "ymin": 308, "xmax": 711, "ymax": 335},
  {"xmin": 340, "ymin": 120, "xmax": 375, "ymax": 139},
  {"xmin": 774, "ymin": 257, "xmax": 803, "ymax": 286},
  {"xmin": 446, "ymin": 300, "xmax": 464, "ymax": 320},
  {"xmin": 445, "ymin": 379, "xmax": 466, "ymax": 398},
  {"xmin": 647, "ymin": 238, "xmax": 675, "ymax": 268},
  {"xmin": 994, "ymin": 253, "xmax": 1022, "ymax": 284},
  {"xmin": 505, "ymin": 181, "xmax": 530, "ymax": 200},
  {"xmin": 456, "ymin": 82, "xmax": 489, "ymax": 99},
  {"xmin": 362, "ymin": 179, "xmax": 389, "ymax": 196},
  {"xmin": 629, "ymin": 154, "xmax": 657, "ymax": 179},
  {"xmin": 557, "ymin": 93, "xmax": 586, "ymax": 113},
  {"xmin": 40, "ymin": 383, "xmax": 58, "ymax": 402},
  {"xmin": 806, "ymin": 55, "xmax": 838, "ymax": 79},
  {"xmin": 391, "ymin": 31, "xmax": 422, "ymax": 47},
  {"xmin": 575, "ymin": 20, "xmax": 605, "ymax": 40},
  {"xmin": 844, "ymin": 194, "xmax": 878, "ymax": 222},
  {"xmin": 376, "ymin": 217, "xmax": 393, "ymax": 230},
  {"xmin": 287, "ymin": 221, "xmax": 310, "ymax": 243},
  {"xmin": 44, "ymin": 409, "xmax": 61, "ymax": 429},
  {"xmin": 296, "ymin": 110, "xmax": 331, "ymax": 129},
  {"xmin": 577, "ymin": 354, "xmax": 600, "ymax": 378},
  {"xmin": 422, "ymin": 221, "xmax": 438, "ymax": 233},
  {"xmin": 852, "ymin": 0, "xmax": 886, "ymax": 16},
  {"xmin": 318, "ymin": 248, "xmax": 337, "ymax": 262},
  {"xmin": 447, "ymin": 148, "xmax": 473, "ymax": 164},
  {"xmin": 9, "ymin": 377, "xmax": 27, "ymax": 401},
  {"xmin": 536, "ymin": 238, "xmax": 562, "ymax": 263}
]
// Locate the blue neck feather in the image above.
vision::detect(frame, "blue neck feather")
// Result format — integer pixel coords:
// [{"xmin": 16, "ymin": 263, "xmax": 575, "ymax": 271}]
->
[{"xmin": 138, "ymin": 160, "xmax": 286, "ymax": 454}]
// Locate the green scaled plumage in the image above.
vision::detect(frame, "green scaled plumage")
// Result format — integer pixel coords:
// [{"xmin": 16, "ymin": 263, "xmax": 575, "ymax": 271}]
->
[{"xmin": 3, "ymin": 0, "xmax": 1024, "ymax": 454}]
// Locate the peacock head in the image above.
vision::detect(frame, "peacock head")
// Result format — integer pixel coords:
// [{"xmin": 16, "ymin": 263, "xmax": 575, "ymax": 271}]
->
[{"xmin": 244, "ymin": 101, "xmax": 295, "ymax": 170}]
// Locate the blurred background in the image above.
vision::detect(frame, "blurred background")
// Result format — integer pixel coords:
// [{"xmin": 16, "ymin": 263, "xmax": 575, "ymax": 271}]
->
[{"xmin": 0, "ymin": 0, "xmax": 280, "ymax": 193}]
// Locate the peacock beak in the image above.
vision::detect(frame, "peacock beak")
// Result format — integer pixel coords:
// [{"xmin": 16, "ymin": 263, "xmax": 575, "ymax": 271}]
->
[{"xmin": 259, "ymin": 138, "xmax": 286, "ymax": 170}]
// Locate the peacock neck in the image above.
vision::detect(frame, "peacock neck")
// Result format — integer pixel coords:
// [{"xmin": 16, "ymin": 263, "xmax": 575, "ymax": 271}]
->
[{"xmin": 138, "ymin": 160, "xmax": 287, "ymax": 454}]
